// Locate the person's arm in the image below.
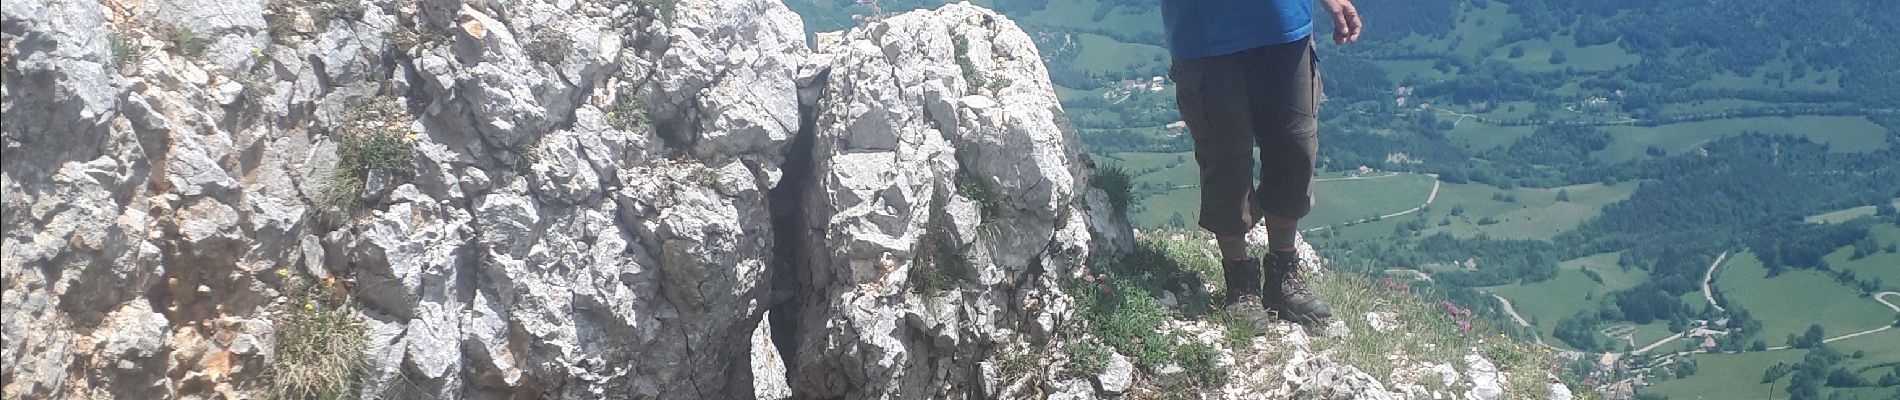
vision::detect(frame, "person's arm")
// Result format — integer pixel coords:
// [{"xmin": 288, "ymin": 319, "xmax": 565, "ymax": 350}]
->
[{"xmin": 1320, "ymin": 0, "xmax": 1363, "ymax": 45}]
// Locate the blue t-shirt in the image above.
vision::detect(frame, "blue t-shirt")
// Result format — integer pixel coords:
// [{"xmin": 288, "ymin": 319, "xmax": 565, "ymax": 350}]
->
[{"xmin": 1161, "ymin": 0, "xmax": 1314, "ymax": 60}]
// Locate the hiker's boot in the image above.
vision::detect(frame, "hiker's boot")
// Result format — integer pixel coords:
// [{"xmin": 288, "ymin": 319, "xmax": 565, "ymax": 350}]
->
[
  {"xmin": 1264, "ymin": 250, "xmax": 1333, "ymax": 324},
  {"xmin": 1222, "ymin": 258, "xmax": 1264, "ymax": 305},
  {"xmin": 1222, "ymin": 257, "xmax": 1274, "ymax": 331}
]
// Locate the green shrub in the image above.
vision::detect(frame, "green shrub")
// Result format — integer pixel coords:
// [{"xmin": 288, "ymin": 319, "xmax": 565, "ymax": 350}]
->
[
  {"xmin": 170, "ymin": 26, "xmax": 209, "ymax": 58},
  {"xmin": 110, "ymin": 33, "xmax": 143, "ymax": 69},
  {"xmin": 525, "ymin": 29, "xmax": 573, "ymax": 65},
  {"xmin": 1094, "ymin": 164, "xmax": 1134, "ymax": 216},
  {"xmin": 262, "ymin": 276, "xmax": 369, "ymax": 400},
  {"xmin": 320, "ymin": 98, "xmax": 415, "ymax": 218},
  {"xmin": 607, "ymin": 93, "xmax": 652, "ymax": 131},
  {"xmin": 910, "ymin": 196, "xmax": 975, "ymax": 296},
  {"xmin": 1064, "ymin": 340, "xmax": 1111, "ymax": 377},
  {"xmin": 954, "ymin": 34, "xmax": 986, "ymax": 93},
  {"xmin": 648, "ymin": 0, "xmax": 679, "ymax": 25}
]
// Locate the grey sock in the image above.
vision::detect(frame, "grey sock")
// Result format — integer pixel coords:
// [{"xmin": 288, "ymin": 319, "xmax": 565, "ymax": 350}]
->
[
  {"xmin": 1217, "ymin": 236, "xmax": 1250, "ymax": 261},
  {"xmin": 1267, "ymin": 224, "xmax": 1297, "ymax": 253}
]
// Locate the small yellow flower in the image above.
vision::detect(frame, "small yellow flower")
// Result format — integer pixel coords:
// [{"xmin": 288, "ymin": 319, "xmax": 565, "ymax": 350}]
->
[{"xmin": 304, "ymin": 302, "xmax": 315, "ymax": 310}]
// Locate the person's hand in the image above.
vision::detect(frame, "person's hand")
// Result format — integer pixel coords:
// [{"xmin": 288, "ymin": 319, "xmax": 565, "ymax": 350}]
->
[{"xmin": 1321, "ymin": 0, "xmax": 1363, "ymax": 45}]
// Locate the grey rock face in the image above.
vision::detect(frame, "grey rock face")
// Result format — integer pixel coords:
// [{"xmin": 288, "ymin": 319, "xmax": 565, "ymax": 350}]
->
[{"xmin": 776, "ymin": 4, "xmax": 1126, "ymax": 399}]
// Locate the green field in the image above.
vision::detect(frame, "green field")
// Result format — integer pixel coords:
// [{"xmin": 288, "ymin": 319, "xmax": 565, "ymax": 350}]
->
[
  {"xmin": 1805, "ymin": 198, "xmax": 1900, "ymax": 224},
  {"xmin": 1644, "ymin": 331, "xmax": 1900, "ymax": 400},
  {"xmin": 1399, "ymin": 1, "xmax": 1519, "ymax": 59},
  {"xmin": 1021, "ymin": 0, "xmax": 1161, "ymax": 36},
  {"xmin": 1445, "ymin": 121, "xmax": 1535, "ymax": 151},
  {"xmin": 1123, "ymin": 169, "xmax": 1439, "ymax": 231},
  {"xmin": 1824, "ymin": 223, "xmax": 1900, "ymax": 291},
  {"xmin": 1691, "ymin": 59, "xmax": 1845, "ymax": 93},
  {"xmin": 1488, "ymin": 35, "xmax": 1641, "ymax": 73},
  {"xmin": 1595, "ymin": 116, "xmax": 1891, "ymax": 163},
  {"xmin": 1485, "ymin": 252, "xmax": 1653, "ymax": 349},
  {"xmin": 1071, "ymin": 33, "xmax": 1168, "ymax": 75},
  {"xmin": 1304, "ymin": 173, "xmax": 1440, "ymax": 228},
  {"xmin": 1717, "ymin": 252, "xmax": 1897, "ymax": 342},
  {"xmin": 1642, "ymin": 348, "xmax": 1807, "ymax": 400},
  {"xmin": 1422, "ymin": 182, "xmax": 1638, "ymax": 241},
  {"xmin": 1378, "ymin": 59, "xmax": 1456, "ymax": 85}
]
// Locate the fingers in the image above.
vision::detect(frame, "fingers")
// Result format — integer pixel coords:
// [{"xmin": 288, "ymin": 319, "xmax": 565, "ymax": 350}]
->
[
  {"xmin": 1345, "ymin": 5, "xmax": 1363, "ymax": 43},
  {"xmin": 1329, "ymin": 5, "xmax": 1351, "ymax": 45},
  {"xmin": 1327, "ymin": 1, "xmax": 1362, "ymax": 45}
]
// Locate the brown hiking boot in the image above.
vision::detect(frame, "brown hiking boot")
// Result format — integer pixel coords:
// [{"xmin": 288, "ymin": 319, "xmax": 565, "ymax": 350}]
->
[
  {"xmin": 1222, "ymin": 258, "xmax": 1263, "ymax": 305},
  {"xmin": 1264, "ymin": 250, "xmax": 1332, "ymax": 324},
  {"xmin": 1222, "ymin": 257, "xmax": 1274, "ymax": 332}
]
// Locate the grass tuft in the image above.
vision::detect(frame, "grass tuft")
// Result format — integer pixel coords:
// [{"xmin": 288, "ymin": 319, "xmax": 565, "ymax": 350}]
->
[
  {"xmin": 262, "ymin": 274, "xmax": 369, "ymax": 400},
  {"xmin": 525, "ymin": 29, "xmax": 573, "ymax": 65},
  {"xmin": 320, "ymin": 96, "xmax": 415, "ymax": 219},
  {"xmin": 168, "ymin": 25, "xmax": 209, "ymax": 58},
  {"xmin": 607, "ymin": 92, "xmax": 652, "ymax": 131},
  {"xmin": 110, "ymin": 33, "xmax": 143, "ymax": 70},
  {"xmin": 911, "ymin": 193, "xmax": 976, "ymax": 296}
]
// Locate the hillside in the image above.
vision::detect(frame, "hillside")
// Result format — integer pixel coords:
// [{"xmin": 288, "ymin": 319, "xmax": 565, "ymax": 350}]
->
[
  {"xmin": 774, "ymin": 1, "xmax": 1900, "ymax": 399},
  {"xmin": 0, "ymin": 0, "xmax": 1580, "ymax": 399}
]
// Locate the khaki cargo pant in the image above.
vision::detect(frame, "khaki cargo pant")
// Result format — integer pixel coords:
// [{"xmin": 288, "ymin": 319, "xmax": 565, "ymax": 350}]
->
[{"xmin": 1170, "ymin": 37, "xmax": 1320, "ymax": 237}]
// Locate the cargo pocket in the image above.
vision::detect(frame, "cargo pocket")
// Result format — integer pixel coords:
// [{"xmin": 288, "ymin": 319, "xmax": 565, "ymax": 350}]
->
[{"xmin": 1171, "ymin": 61, "xmax": 1211, "ymax": 141}]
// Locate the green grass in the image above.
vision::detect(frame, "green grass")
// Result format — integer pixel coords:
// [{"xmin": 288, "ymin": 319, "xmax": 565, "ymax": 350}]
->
[
  {"xmin": 1303, "ymin": 172, "xmax": 1439, "ymax": 228},
  {"xmin": 1485, "ymin": 268, "xmax": 1600, "ymax": 345},
  {"xmin": 1020, "ymin": 0, "xmax": 1161, "ymax": 38},
  {"xmin": 263, "ymin": 275, "xmax": 369, "ymax": 400},
  {"xmin": 1481, "ymin": 251, "xmax": 1657, "ymax": 351},
  {"xmin": 1568, "ymin": 251, "xmax": 1649, "ymax": 291},
  {"xmin": 1421, "ymin": 182, "xmax": 1638, "ymax": 241},
  {"xmin": 1824, "ymin": 223, "xmax": 1900, "ymax": 290},
  {"xmin": 1718, "ymin": 251, "xmax": 1897, "ymax": 342},
  {"xmin": 320, "ymin": 97, "xmax": 416, "ymax": 220},
  {"xmin": 1097, "ymin": 232, "xmax": 1586, "ymax": 398},
  {"xmin": 1071, "ymin": 33, "xmax": 1167, "ymax": 75},
  {"xmin": 1595, "ymin": 116, "xmax": 1890, "ymax": 163},
  {"xmin": 1314, "ymin": 273, "xmax": 1563, "ymax": 398},
  {"xmin": 1642, "ymin": 348, "xmax": 1806, "ymax": 400},
  {"xmin": 1645, "ymin": 330, "xmax": 1900, "ymax": 400},
  {"xmin": 1445, "ymin": 121, "xmax": 1536, "ymax": 151},
  {"xmin": 1397, "ymin": 1, "xmax": 1519, "ymax": 59},
  {"xmin": 1804, "ymin": 198, "xmax": 1900, "ymax": 224},
  {"xmin": 1488, "ymin": 35, "xmax": 1640, "ymax": 73},
  {"xmin": 1377, "ymin": 59, "xmax": 1456, "ymax": 85},
  {"xmin": 1691, "ymin": 58, "xmax": 1845, "ymax": 93}
]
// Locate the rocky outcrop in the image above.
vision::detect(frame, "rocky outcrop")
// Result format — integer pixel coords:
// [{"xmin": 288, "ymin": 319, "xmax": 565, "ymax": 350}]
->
[
  {"xmin": 776, "ymin": 4, "xmax": 1120, "ymax": 398},
  {"xmin": 3, "ymin": 0, "xmax": 1131, "ymax": 398},
  {"xmin": 4, "ymin": 0, "xmax": 1565, "ymax": 398}
]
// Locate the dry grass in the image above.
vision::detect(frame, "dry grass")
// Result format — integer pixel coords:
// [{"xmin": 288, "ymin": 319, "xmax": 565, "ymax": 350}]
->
[
  {"xmin": 261, "ymin": 276, "xmax": 369, "ymax": 399},
  {"xmin": 1121, "ymin": 230, "xmax": 1584, "ymax": 399},
  {"xmin": 1311, "ymin": 273, "xmax": 1563, "ymax": 398}
]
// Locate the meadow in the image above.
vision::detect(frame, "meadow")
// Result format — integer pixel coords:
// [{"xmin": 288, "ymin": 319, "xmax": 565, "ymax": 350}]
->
[
  {"xmin": 1595, "ymin": 116, "xmax": 1889, "ymax": 163},
  {"xmin": 1716, "ymin": 252, "xmax": 1896, "ymax": 343}
]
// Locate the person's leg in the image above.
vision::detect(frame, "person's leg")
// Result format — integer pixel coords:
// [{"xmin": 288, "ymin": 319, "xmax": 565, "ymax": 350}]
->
[
  {"xmin": 1172, "ymin": 51, "xmax": 1265, "ymax": 304},
  {"xmin": 1248, "ymin": 37, "xmax": 1330, "ymax": 323}
]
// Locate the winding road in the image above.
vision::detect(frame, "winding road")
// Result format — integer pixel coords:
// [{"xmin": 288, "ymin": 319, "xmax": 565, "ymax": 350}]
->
[
  {"xmin": 1489, "ymin": 290, "xmax": 1550, "ymax": 346},
  {"xmin": 1702, "ymin": 251, "xmax": 1729, "ymax": 313}
]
